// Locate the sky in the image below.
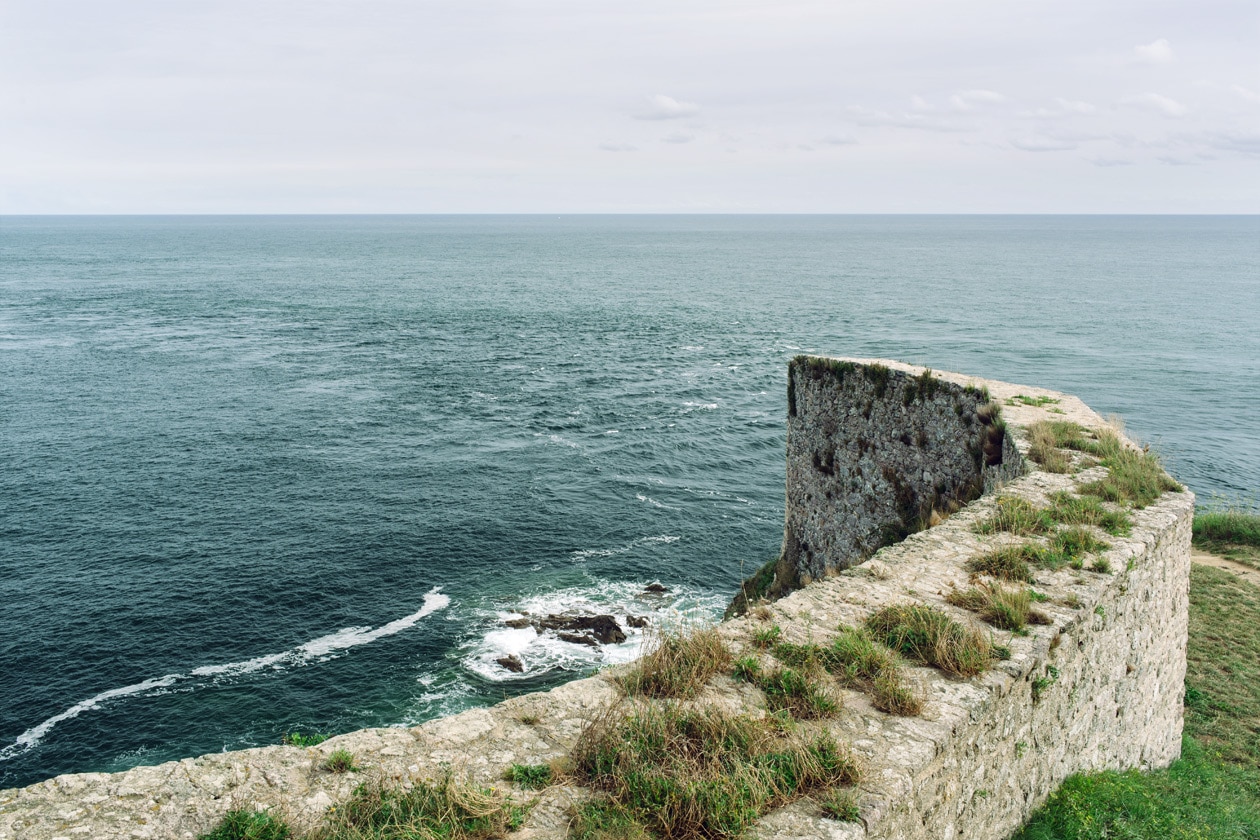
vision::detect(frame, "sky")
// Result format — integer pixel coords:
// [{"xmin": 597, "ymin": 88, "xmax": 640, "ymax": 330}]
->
[{"xmin": 1, "ymin": 0, "xmax": 1257, "ymax": 213}]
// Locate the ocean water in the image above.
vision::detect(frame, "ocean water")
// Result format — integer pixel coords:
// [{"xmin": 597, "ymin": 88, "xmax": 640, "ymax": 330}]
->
[{"xmin": 1, "ymin": 215, "xmax": 1256, "ymax": 789}]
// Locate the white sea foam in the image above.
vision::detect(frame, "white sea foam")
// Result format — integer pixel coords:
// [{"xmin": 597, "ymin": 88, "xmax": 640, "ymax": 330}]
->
[
  {"xmin": 0, "ymin": 675, "xmax": 179, "ymax": 762},
  {"xmin": 460, "ymin": 579, "xmax": 724, "ymax": 683},
  {"xmin": 0, "ymin": 589, "xmax": 450, "ymax": 761}
]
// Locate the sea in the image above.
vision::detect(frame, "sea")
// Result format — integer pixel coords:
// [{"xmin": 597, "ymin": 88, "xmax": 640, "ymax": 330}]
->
[{"xmin": 1, "ymin": 215, "xmax": 1257, "ymax": 790}]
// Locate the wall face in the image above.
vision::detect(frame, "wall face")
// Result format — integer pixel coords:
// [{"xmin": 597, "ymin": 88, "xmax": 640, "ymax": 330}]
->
[
  {"xmin": 781, "ymin": 358, "xmax": 1017, "ymax": 591},
  {"xmin": 0, "ymin": 361, "xmax": 1191, "ymax": 840}
]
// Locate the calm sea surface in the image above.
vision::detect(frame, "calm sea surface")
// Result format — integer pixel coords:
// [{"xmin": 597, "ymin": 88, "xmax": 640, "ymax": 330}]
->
[{"xmin": 1, "ymin": 215, "xmax": 1257, "ymax": 788}]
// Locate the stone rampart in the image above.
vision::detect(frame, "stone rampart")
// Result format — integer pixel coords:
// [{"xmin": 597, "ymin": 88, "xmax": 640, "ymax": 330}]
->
[{"xmin": 0, "ymin": 359, "xmax": 1192, "ymax": 840}]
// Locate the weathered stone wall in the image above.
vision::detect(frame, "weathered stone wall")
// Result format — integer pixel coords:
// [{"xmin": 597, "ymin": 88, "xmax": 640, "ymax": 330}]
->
[
  {"xmin": 0, "ymin": 361, "xmax": 1192, "ymax": 840},
  {"xmin": 781, "ymin": 357, "xmax": 1020, "ymax": 593}
]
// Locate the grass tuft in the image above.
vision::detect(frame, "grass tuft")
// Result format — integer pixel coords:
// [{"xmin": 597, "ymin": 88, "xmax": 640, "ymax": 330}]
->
[
  {"xmin": 968, "ymin": 544, "xmax": 1040, "ymax": 582},
  {"xmin": 618, "ymin": 627, "xmax": 732, "ymax": 700},
  {"xmin": 864, "ymin": 605, "xmax": 992, "ymax": 677},
  {"xmin": 1069, "ymin": 428, "xmax": 1182, "ymax": 509},
  {"xmin": 321, "ymin": 749, "xmax": 358, "ymax": 773},
  {"xmin": 572, "ymin": 703, "xmax": 858, "ymax": 840},
  {"xmin": 751, "ymin": 625, "xmax": 782, "ymax": 649},
  {"xmin": 569, "ymin": 801, "xmax": 652, "ymax": 840},
  {"xmin": 281, "ymin": 732, "xmax": 330, "ymax": 747},
  {"xmin": 1026, "ymin": 421, "xmax": 1074, "ymax": 474},
  {"xmin": 1047, "ymin": 492, "xmax": 1132, "ymax": 536},
  {"xmin": 310, "ymin": 773, "xmax": 528, "ymax": 840},
  {"xmin": 973, "ymin": 496, "xmax": 1054, "ymax": 536},
  {"xmin": 946, "ymin": 583, "xmax": 1049, "ymax": 632},
  {"xmin": 819, "ymin": 788, "xmax": 862, "ymax": 822},
  {"xmin": 1044, "ymin": 526, "xmax": 1112, "ymax": 569},
  {"xmin": 505, "ymin": 763, "xmax": 553, "ymax": 790},
  {"xmin": 754, "ymin": 666, "xmax": 839, "ymax": 720},
  {"xmin": 199, "ymin": 810, "xmax": 290, "ymax": 840}
]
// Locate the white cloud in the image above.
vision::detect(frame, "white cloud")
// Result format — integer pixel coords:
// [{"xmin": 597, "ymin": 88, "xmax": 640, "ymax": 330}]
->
[
  {"xmin": 1157, "ymin": 155, "xmax": 1198, "ymax": 166},
  {"xmin": 661, "ymin": 132, "xmax": 694, "ymax": 144},
  {"xmin": 950, "ymin": 89, "xmax": 1007, "ymax": 111},
  {"xmin": 1204, "ymin": 131, "xmax": 1260, "ymax": 156},
  {"xmin": 598, "ymin": 142, "xmax": 637, "ymax": 152},
  {"xmin": 1232, "ymin": 85, "xmax": 1260, "ymax": 105},
  {"xmin": 1020, "ymin": 97, "xmax": 1098, "ymax": 118},
  {"xmin": 1122, "ymin": 92, "xmax": 1188, "ymax": 117},
  {"xmin": 1010, "ymin": 136, "xmax": 1077, "ymax": 152},
  {"xmin": 819, "ymin": 134, "xmax": 857, "ymax": 146},
  {"xmin": 634, "ymin": 94, "xmax": 700, "ymax": 121},
  {"xmin": 846, "ymin": 105, "xmax": 969, "ymax": 132},
  {"xmin": 1133, "ymin": 38, "xmax": 1174, "ymax": 64},
  {"xmin": 1090, "ymin": 157, "xmax": 1135, "ymax": 167}
]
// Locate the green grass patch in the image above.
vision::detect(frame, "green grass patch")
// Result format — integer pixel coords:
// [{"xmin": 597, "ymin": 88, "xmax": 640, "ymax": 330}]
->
[
  {"xmin": 199, "ymin": 811, "xmax": 291, "ymax": 840},
  {"xmin": 321, "ymin": 749, "xmax": 357, "ymax": 774},
  {"xmin": 969, "ymin": 544, "xmax": 1039, "ymax": 583},
  {"xmin": 753, "ymin": 666, "xmax": 839, "ymax": 720},
  {"xmin": 945, "ymin": 584, "xmax": 1049, "ymax": 632},
  {"xmin": 311, "ymin": 773, "xmax": 529, "ymax": 840},
  {"xmin": 1193, "ymin": 507, "xmax": 1260, "ymax": 570},
  {"xmin": 1044, "ymin": 526, "xmax": 1112, "ymax": 570},
  {"xmin": 1006, "ymin": 395, "xmax": 1061, "ymax": 408},
  {"xmin": 751, "ymin": 625, "xmax": 782, "ymax": 649},
  {"xmin": 618, "ymin": 627, "xmax": 732, "ymax": 700},
  {"xmin": 1046, "ymin": 492, "xmax": 1132, "ymax": 536},
  {"xmin": 864, "ymin": 604, "xmax": 992, "ymax": 677},
  {"xmin": 569, "ymin": 801, "xmax": 652, "ymax": 840},
  {"xmin": 819, "ymin": 787, "xmax": 861, "ymax": 822},
  {"xmin": 505, "ymin": 763, "xmax": 553, "ymax": 790},
  {"xmin": 1014, "ymin": 564, "xmax": 1260, "ymax": 838},
  {"xmin": 974, "ymin": 496, "xmax": 1056, "ymax": 536},
  {"xmin": 1077, "ymin": 429, "xmax": 1182, "ymax": 509},
  {"xmin": 281, "ymin": 732, "xmax": 330, "ymax": 747},
  {"xmin": 773, "ymin": 630, "xmax": 923, "ymax": 716},
  {"xmin": 572, "ymin": 703, "xmax": 858, "ymax": 840},
  {"xmin": 1026, "ymin": 421, "xmax": 1075, "ymax": 474}
]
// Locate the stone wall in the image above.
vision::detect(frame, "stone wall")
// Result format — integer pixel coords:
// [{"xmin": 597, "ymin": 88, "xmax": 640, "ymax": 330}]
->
[
  {"xmin": 0, "ymin": 360, "xmax": 1192, "ymax": 840},
  {"xmin": 780, "ymin": 357, "xmax": 1020, "ymax": 595}
]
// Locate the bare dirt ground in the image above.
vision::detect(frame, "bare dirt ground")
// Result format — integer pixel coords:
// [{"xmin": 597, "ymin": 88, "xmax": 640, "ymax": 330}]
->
[{"xmin": 1192, "ymin": 549, "xmax": 1260, "ymax": 588}]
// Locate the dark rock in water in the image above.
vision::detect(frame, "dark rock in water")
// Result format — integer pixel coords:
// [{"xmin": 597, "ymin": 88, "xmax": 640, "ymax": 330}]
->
[
  {"xmin": 503, "ymin": 617, "xmax": 533, "ymax": 629},
  {"xmin": 643, "ymin": 583, "xmax": 669, "ymax": 594},
  {"xmin": 626, "ymin": 615, "xmax": 649, "ymax": 628},
  {"xmin": 496, "ymin": 655, "xmax": 524, "ymax": 673},
  {"xmin": 537, "ymin": 614, "xmax": 627, "ymax": 645},
  {"xmin": 557, "ymin": 632, "xmax": 600, "ymax": 647}
]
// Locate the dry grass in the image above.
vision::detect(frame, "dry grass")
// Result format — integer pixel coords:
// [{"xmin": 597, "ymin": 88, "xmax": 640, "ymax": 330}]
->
[
  {"xmin": 618, "ymin": 627, "xmax": 732, "ymax": 700},
  {"xmin": 973, "ymin": 496, "xmax": 1055, "ymax": 536},
  {"xmin": 1027, "ymin": 421, "xmax": 1074, "ymax": 474},
  {"xmin": 1046, "ymin": 492, "xmax": 1132, "ymax": 536},
  {"xmin": 571, "ymin": 703, "xmax": 858, "ymax": 840},
  {"xmin": 309, "ymin": 774, "xmax": 528, "ymax": 840},
  {"xmin": 865, "ymin": 604, "xmax": 992, "ymax": 677},
  {"xmin": 946, "ymin": 583, "xmax": 1050, "ymax": 632},
  {"xmin": 1044, "ymin": 526, "xmax": 1111, "ymax": 570},
  {"xmin": 1077, "ymin": 429, "xmax": 1182, "ymax": 509},
  {"xmin": 968, "ymin": 544, "xmax": 1040, "ymax": 582}
]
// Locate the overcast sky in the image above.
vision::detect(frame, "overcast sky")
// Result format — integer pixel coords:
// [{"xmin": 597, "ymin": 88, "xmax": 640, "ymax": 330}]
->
[{"xmin": 2, "ymin": 0, "xmax": 1257, "ymax": 213}]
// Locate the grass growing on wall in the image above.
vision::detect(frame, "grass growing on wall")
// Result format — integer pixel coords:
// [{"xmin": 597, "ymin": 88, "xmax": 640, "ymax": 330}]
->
[
  {"xmin": 571, "ymin": 703, "xmax": 859, "ymax": 840},
  {"xmin": 1012, "ymin": 562, "xmax": 1260, "ymax": 839}
]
